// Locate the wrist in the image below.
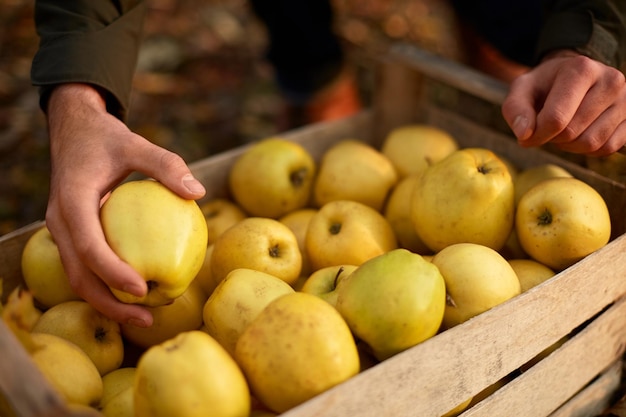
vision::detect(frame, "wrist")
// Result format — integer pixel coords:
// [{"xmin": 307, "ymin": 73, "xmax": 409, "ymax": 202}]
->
[{"xmin": 48, "ymin": 83, "xmax": 108, "ymax": 117}]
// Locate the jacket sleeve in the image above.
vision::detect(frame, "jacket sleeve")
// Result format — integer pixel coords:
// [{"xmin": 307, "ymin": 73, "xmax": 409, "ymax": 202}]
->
[
  {"xmin": 537, "ymin": 0, "xmax": 626, "ymax": 68},
  {"xmin": 30, "ymin": 0, "xmax": 147, "ymax": 120}
]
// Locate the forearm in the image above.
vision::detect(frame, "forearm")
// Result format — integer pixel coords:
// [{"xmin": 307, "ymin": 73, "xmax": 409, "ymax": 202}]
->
[{"xmin": 31, "ymin": 0, "xmax": 147, "ymax": 120}]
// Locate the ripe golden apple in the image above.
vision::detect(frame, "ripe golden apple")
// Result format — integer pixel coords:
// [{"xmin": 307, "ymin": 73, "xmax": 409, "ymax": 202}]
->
[
  {"xmin": 432, "ymin": 243, "xmax": 521, "ymax": 328},
  {"xmin": 305, "ymin": 199, "xmax": 398, "ymax": 271},
  {"xmin": 202, "ymin": 268, "xmax": 295, "ymax": 356},
  {"xmin": 101, "ymin": 386, "xmax": 134, "ymax": 417},
  {"xmin": 300, "ymin": 264, "xmax": 358, "ymax": 307},
  {"xmin": 20, "ymin": 225, "xmax": 81, "ymax": 308},
  {"xmin": 515, "ymin": 177, "xmax": 611, "ymax": 270},
  {"xmin": 313, "ymin": 139, "xmax": 398, "ymax": 212},
  {"xmin": 100, "ymin": 367, "xmax": 136, "ymax": 409},
  {"xmin": 335, "ymin": 248, "xmax": 446, "ymax": 360},
  {"xmin": 100, "ymin": 179, "xmax": 208, "ymax": 307},
  {"xmin": 30, "ymin": 332, "xmax": 103, "ymax": 407},
  {"xmin": 411, "ymin": 148, "xmax": 515, "ymax": 252},
  {"xmin": 199, "ymin": 198, "xmax": 247, "ymax": 245},
  {"xmin": 278, "ymin": 208, "xmax": 318, "ymax": 278},
  {"xmin": 120, "ymin": 280, "xmax": 207, "ymax": 349},
  {"xmin": 383, "ymin": 174, "xmax": 432, "ymax": 255},
  {"xmin": 235, "ymin": 292, "xmax": 360, "ymax": 413},
  {"xmin": 508, "ymin": 259, "xmax": 555, "ymax": 292},
  {"xmin": 192, "ymin": 243, "xmax": 217, "ymax": 296},
  {"xmin": 134, "ymin": 330, "xmax": 250, "ymax": 417},
  {"xmin": 228, "ymin": 137, "xmax": 316, "ymax": 219},
  {"xmin": 32, "ymin": 300, "xmax": 124, "ymax": 376},
  {"xmin": 210, "ymin": 217, "xmax": 302, "ymax": 286},
  {"xmin": 514, "ymin": 163, "xmax": 572, "ymax": 206},
  {"xmin": 380, "ymin": 124, "xmax": 459, "ymax": 179}
]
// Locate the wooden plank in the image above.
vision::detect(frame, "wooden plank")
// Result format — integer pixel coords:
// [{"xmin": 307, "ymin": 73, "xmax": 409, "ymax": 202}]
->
[
  {"xmin": 280, "ymin": 234, "xmax": 626, "ymax": 417},
  {"xmin": 461, "ymin": 296, "xmax": 626, "ymax": 416},
  {"xmin": 550, "ymin": 360, "xmax": 623, "ymax": 417}
]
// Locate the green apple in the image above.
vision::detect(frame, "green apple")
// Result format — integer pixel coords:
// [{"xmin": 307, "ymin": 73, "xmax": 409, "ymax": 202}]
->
[
  {"xmin": 32, "ymin": 300, "xmax": 124, "ymax": 376},
  {"xmin": 120, "ymin": 280, "xmax": 208, "ymax": 349},
  {"xmin": 202, "ymin": 268, "xmax": 295, "ymax": 356},
  {"xmin": 380, "ymin": 124, "xmax": 459, "ymax": 179},
  {"xmin": 335, "ymin": 248, "xmax": 446, "ymax": 361},
  {"xmin": 134, "ymin": 330, "xmax": 250, "ymax": 417},
  {"xmin": 411, "ymin": 147, "xmax": 515, "ymax": 252},
  {"xmin": 20, "ymin": 225, "xmax": 81, "ymax": 308},
  {"xmin": 313, "ymin": 139, "xmax": 398, "ymax": 212},
  {"xmin": 432, "ymin": 243, "xmax": 521, "ymax": 329},
  {"xmin": 235, "ymin": 292, "xmax": 360, "ymax": 414},
  {"xmin": 516, "ymin": 177, "xmax": 611, "ymax": 270},
  {"xmin": 228, "ymin": 137, "xmax": 316, "ymax": 219},
  {"xmin": 305, "ymin": 199, "xmax": 398, "ymax": 271},
  {"xmin": 300, "ymin": 264, "xmax": 358, "ymax": 307},
  {"xmin": 210, "ymin": 217, "xmax": 302, "ymax": 286},
  {"xmin": 30, "ymin": 332, "xmax": 103, "ymax": 407},
  {"xmin": 100, "ymin": 179, "xmax": 208, "ymax": 307}
]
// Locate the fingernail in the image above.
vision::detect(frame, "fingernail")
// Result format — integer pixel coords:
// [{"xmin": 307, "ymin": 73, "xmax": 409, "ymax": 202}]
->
[
  {"xmin": 182, "ymin": 174, "xmax": 205, "ymax": 194},
  {"xmin": 512, "ymin": 115, "xmax": 529, "ymax": 140},
  {"xmin": 127, "ymin": 318, "xmax": 149, "ymax": 328}
]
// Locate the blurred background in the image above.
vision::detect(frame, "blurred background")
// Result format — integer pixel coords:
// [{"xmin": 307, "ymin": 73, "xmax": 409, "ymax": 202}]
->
[{"xmin": 0, "ymin": 0, "xmax": 464, "ymax": 235}]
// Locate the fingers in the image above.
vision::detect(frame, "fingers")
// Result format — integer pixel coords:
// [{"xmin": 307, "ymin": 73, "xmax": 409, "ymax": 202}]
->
[{"xmin": 501, "ymin": 73, "xmax": 539, "ymax": 141}]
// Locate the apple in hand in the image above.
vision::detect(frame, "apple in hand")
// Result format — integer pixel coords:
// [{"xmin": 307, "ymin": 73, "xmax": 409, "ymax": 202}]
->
[
  {"xmin": 380, "ymin": 124, "xmax": 459, "ymax": 179},
  {"xmin": 411, "ymin": 147, "xmax": 514, "ymax": 252},
  {"xmin": 32, "ymin": 300, "xmax": 124, "ymax": 376},
  {"xmin": 100, "ymin": 179, "xmax": 208, "ymax": 307},
  {"xmin": 228, "ymin": 137, "xmax": 316, "ymax": 219},
  {"xmin": 134, "ymin": 330, "xmax": 250, "ymax": 417},
  {"xmin": 210, "ymin": 217, "xmax": 302, "ymax": 286},
  {"xmin": 235, "ymin": 292, "xmax": 360, "ymax": 414},
  {"xmin": 300, "ymin": 264, "xmax": 358, "ymax": 307},
  {"xmin": 305, "ymin": 199, "xmax": 398, "ymax": 271},
  {"xmin": 313, "ymin": 139, "xmax": 398, "ymax": 212},
  {"xmin": 202, "ymin": 268, "xmax": 295, "ymax": 356},
  {"xmin": 20, "ymin": 225, "xmax": 81, "ymax": 308},
  {"xmin": 515, "ymin": 177, "xmax": 611, "ymax": 270},
  {"xmin": 335, "ymin": 248, "xmax": 446, "ymax": 361},
  {"xmin": 432, "ymin": 243, "xmax": 521, "ymax": 329}
]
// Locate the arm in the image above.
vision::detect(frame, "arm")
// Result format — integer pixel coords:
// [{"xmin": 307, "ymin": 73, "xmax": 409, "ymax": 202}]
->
[
  {"xmin": 501, "ymin": 0, "xmax": 626, "ymax": 156},
  {"xmin": 31, "ymin": 2, "xmax": 206, "ymax": 326}
]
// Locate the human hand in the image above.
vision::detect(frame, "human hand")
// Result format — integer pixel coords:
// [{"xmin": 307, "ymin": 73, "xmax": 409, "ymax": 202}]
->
[
  {"xmin": 44, "ymin": 83, "xmax": 206, "ymax": 327},
  {"xmin": 501, "ymin": 50, "xmax": 626, "ymax": 156}
]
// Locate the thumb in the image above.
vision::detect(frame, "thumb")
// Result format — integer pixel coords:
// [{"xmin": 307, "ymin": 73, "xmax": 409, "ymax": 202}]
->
[{"xmin": 501, "ymin": 80, "xmax": 537, "ymax": 142}]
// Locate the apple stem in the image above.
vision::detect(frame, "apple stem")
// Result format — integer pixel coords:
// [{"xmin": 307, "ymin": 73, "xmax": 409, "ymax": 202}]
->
[
  {"xmin": 537, "ymin": 208, "xmax": 553, "ymax": 225},
  {"xmin": 446, "ymin": 293, "xmax": 457, "ymax": 307}
]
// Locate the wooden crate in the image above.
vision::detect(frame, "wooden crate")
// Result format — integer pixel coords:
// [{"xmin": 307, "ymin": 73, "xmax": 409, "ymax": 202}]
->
[{"xmin": 2, "ymin": 43, "xmax": 626, "ymax": 417}]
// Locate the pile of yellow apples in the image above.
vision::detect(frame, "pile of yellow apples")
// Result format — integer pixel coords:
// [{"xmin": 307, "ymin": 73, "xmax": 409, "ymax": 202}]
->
[{"xmin": 4, "ymin": 124, "xmax": 613, "ymax": 417}]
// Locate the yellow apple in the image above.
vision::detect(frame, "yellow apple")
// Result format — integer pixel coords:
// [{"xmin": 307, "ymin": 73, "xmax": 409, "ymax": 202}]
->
[
  {"xmin": 30, "ymin": 332, "xmax": 103, "ymax": 407},
  {"xmin": 305, "ymin": 199, "xmax": 398, "ymax": 271},
  {"xmin": 235, "ymin": 292, "xmax": 360, "ymax": 413},
  {"xmin": 32, "ymin": 300, "xmax": 124, "ymax": 376},
  {"xmin": 120, "ymin": 280, "xmax": 208, "ymax": 349},
  {"xmin": 100, "ymin": 367, "xmax": 136, "ymax": 409},
  {"xmin": 134, "ymin": 330, "xmax": 250, "ymax": 417},
  {"xmin": 198, "ymin": 198, "xmax": 247, "ymax": 245},
  {"xmin": 383, "ymin": 174, "xmax": 432, "ymax": 255},
  {"xmin": 100, "ymin": 179, "xmax": 208, "ymax": 307},
  {"xmin": 335, "ymin": 248, "xmax": 446, "ymax": 360},
  {"xmin": 228, "ymin": 137, "xmax": 316, "ymax": 219},
  {"xmin": 313, "ymin": 139, "xmax": 398, "ymax": 212},
  {"xmin": 431, "ymin": 243, "xmax": 521, "ymax": 329},
  {"xmin": 300, "ymin": 264, "xmax": 358, "ymax": 307},
  {"xmin": 20, "ymin": 225, "xmax": 81, "ymax": 308},
  {"xmin": 192, "ymin": 243, "xmax": 217, "ymax": 296},
  {"xmin": 380, "ymin": 124, "xmax": 459, "ymax": 179},
  {"xmin": 411, "ymin": 147, "xmax": 515, "ymax": 252},
  {"xmin": 279, "ymin": 208, "xmax": 318, "ymax": 278},
  {"xmin": 202, "ymin": 268, "xmax": 295, "ymax": 356},
  {"xmin": 585, "ymin": 152, "xmax": 626, "ymax": 183},
  {"xmin": 210, "ymin": 217, "xmax": 302, "ymax": 286},
  {"xmin": 515, "ymin": 177, "xmax": 611, "ymax": 271},
  {"xmin": 514, "ymin": 163, "xmax": 572, "ymax": 206},
  {"xmin": 499, "ymin": 227, "xmax": 528, "ymax": 260},
  {"xmin": 101, "ymin": 386, "xmax": 134, "ymax": 417},
  {"xmin": 508, "ymin": 259, "xmax": 556, "ymax": 292}
]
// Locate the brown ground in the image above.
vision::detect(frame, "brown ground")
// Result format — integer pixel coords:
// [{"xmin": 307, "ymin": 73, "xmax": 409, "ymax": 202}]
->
[{"xmin": 0, "ymin": 0, "xmax": 464, "ymax": 235}]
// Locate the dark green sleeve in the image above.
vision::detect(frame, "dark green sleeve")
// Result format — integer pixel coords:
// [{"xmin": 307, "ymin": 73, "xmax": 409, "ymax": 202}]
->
[
  {"xmin": 537, "ymin": 0, "xmax": 626, "ymax": 68},
  {"xmin": 30, "ymin": 0, "xmax": 147, "ymax": 120}
]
